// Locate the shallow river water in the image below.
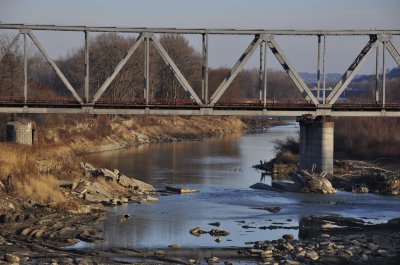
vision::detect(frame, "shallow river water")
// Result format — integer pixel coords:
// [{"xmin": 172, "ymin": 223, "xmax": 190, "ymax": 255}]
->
[{"xmin": 81, "ymin": 124, "xmax": 400, "ymax": 250}]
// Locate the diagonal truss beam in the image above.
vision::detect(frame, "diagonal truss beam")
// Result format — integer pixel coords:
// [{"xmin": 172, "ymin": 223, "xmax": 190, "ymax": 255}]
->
[
  {"xmin": 0, "ymin": 32, "xmax": 22, "ymax": 63},
  {"xmin": 210, "ymin": 36, "xmax": 263, "ymax": 105},
  {"xmin": 28, "ymin": 31, "xmax": 83, "ymax": 104},
  {"xmin": 92, "ymin": 34, "xmax": 144, "ymax": 104},
  {"xmin": 150, "ymin": 34, "xmax": 203, "ymax": 105},
  {"xmin": 386, "ymin": 40, "xmax": 400, "ymax": 66},
  {"xmin": 266, "ymin": 38, "xmax": 319, "ymax": 106},
  {"xmin": 327, "ymin": 37, "xmax": 379, "ymax": 104}
]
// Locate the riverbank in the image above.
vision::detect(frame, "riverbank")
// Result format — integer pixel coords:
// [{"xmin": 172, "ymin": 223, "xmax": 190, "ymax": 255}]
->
[
  {"xmin": 0, "ymin": 115, "xmax": 246, "ymax": 203},
  {"xmin": 39, "ymin": 115, "xmax": 247, "ymax": 154},
  {"xmin": 0, "ymin": 115, "xmax": 249, "ymax": 264}
]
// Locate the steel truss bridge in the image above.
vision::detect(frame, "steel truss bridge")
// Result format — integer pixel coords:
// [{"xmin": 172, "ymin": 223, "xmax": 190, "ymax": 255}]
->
[{"xmin": 0, "ymin": 24, "xmax": 399, "ymax": 117}]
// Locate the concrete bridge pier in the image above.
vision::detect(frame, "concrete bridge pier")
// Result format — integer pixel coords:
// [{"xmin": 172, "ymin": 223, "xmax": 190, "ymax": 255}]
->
[{"xmin": 298, "ymin": 115, "xmax": 334, "ymax": 173}]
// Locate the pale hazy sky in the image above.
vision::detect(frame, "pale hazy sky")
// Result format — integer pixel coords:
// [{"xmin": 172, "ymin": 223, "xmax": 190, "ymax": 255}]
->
[{"xmin": 0, "ymin": 0, "xmax": 399, "ymax": 73}]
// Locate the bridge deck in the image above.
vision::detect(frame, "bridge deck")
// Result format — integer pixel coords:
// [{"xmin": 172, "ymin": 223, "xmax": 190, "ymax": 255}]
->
[{"xmin": 1, "ymin": 100, "xmax": 399, "ymax": 117}]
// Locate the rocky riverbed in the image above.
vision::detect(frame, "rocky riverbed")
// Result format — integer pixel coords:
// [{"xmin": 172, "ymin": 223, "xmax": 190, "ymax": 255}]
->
[
  {"xmin": 238, "ymin": 215, "xmax": 400, "ymax": 264},
  {"xmin": 0, "ymin": 162, "xmax": 159, "ymax": 264},
  {"xmin": 2, "ymin": 209, "xmax": 398, "ymax": 264}
]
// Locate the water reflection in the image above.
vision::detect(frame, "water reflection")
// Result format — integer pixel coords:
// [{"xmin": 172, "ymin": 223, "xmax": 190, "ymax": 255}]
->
[
  {"xmin": 86, "ymin": 134, "xmax": 244, "ymax": 187},
  {"xmin": 81, "ymin": 124, "xmax": 400, "ymax": 249}
]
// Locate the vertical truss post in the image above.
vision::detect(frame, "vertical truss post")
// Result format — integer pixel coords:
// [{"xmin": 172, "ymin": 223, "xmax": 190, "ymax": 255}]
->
[
  {"xmin": 317, "ymin": 35, "xmax": 321, "ymax": 102},
  {"xmin": 23, "ymin": 33, "xmax": 27, "ymax": 104},
  {"xmin": 201, "ymin": 33, "xmax": 209, "ymax": 104},
  {"xmin": 144, "ymin": 35, "xmax": 150, "ymax": 104},
  {"xmin": 382, "ymin": 41, "xmax": 386, "ymax": 107},
  {"xmin": 85, "ymin": 31, "xmax": 90, "ymax": 103},
  {"xmin": 322, "ymin": 35, "xmax": 327, "ymax": 105},
  {"xmin": 259, "ymin": 41, "xmax": 263, "ymax": 100},
  {"xmin": 375, "ymin": 43, "xmax": 380, "ymax": 103},
  {"xmin": 263, "ymin": 40, "xmax": 267, "ymax": 107}
]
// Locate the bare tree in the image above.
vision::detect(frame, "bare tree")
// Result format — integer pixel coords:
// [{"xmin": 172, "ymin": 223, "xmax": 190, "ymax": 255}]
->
[
  {"xmin": 153, "ymin": 34, "xmax": 202, "ymax": 100},
  {"xmin": 0, "ymin": 34, "xmax": 24, "ymax": 98}
]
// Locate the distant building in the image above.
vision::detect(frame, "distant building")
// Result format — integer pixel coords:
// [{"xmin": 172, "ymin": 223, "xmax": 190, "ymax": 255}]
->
[{"xmin": 6, "ymin": 121, "xmax": 37, "ymax": 145}]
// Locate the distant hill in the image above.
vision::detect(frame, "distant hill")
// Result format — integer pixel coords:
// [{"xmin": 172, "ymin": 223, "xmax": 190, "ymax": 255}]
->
[
  {"xmin": 300, "ymin": 73, "xmax": 342, "ymax": 84},
  {"xmin": 300, "ymin": 67, "xmax": 400, "ymax": 84},
  {"xmin": 388, "ymin": 67, "xmax": 400, "ymax": 79},
  {"xmin": 353, "ymin": 67, "xmax": 400, "ymax": 82}
]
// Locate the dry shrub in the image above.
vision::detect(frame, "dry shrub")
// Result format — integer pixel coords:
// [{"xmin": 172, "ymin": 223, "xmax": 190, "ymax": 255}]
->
[
  {"xmin": 13, "ymin": 174, "xmax": 65, "ymax": 203},
  {"xmin": 50, "ymin": 200, "xmax": 82, "ymax": 212},
  {"xmin": 275, "ymin": 151, "xmax": 300, "ymax": 164},
  {"xmin": 274, "ymin": 136, "xmax": 299, "ymax": 155},
  {"xmin": 0, "ymin": 142, "xmax": 81, "ymax": 202}
]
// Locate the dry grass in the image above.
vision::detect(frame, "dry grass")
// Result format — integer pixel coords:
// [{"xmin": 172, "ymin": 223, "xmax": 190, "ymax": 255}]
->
[
  {"xmin": 272, "ymin": 118, "xmax": 400, "ymax": 161},
  {"xmin": 46, "ymin": 115, "xmax": 246, "ymax": 153},
  {"xmin": 0, "ymin": 142, "xmax": 80, "ymax": 203},
  {"xmin": 273, "ymin": 136, "xmax": 300, "ymax": 164},
  {"xmin": 335, "ymin": 117, "xmax": 400, "ymax": 160},
  {"xmin": 13, "ymin": 174, "xmax": 65, "ymax": 203}
]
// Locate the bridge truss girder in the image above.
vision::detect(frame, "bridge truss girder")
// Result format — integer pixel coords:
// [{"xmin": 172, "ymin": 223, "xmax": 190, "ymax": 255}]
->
[
  {"xmin": 0, "ymin": 24, "xmax": 400, "ymax": 115},
  {"xmin": 0, "ymin": 29, "xmax": 85, "ymax": 104},
  {"xmin": 265, "ymin": 35, "xmax": 319, "ymax": 106},
  {"xmin": 326, "ymin": 36, "xmax": 379, "ymax": 105},
  {"xmin": 210, "ymin": 36, "xmax": 263, "ymax": 104}
]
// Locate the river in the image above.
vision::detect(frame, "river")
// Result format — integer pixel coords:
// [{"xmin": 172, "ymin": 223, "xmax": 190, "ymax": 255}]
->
[{"xmin": 81, "ymin": 124, "xmax": 400, "ymax": 250}]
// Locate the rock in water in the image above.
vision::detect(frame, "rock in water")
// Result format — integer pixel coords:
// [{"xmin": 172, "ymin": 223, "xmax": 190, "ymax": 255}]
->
[
  {"xmin": 190, "ymin": 227, "xmax": 207, "ymax": 237},
  {"xmin": 209, "ymin": 229, "xmax": 230, "ymax": 237},
  {"xmin": 4, "ymin": 253, "xmax": 20, "ymax": 263},
  {"xmin": 168, "ymin": 244, "xmax": 181, "ymax": 248},
  {"xmin": 351, "ymin": 184, "xmax": 369, "ymax": 193},
  {"xmin": 208, "ymin": 221, "xmax": 221, "ymax": 227},
  {"xmin": 206, "ymin": 257, "xmax": 220, "ymax": 264},
  {"xmin": 263, "ymin": 206, "xmax": 281, "ymax": 213}
]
